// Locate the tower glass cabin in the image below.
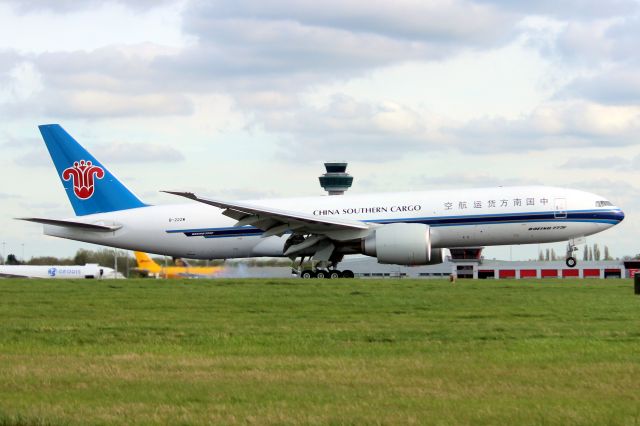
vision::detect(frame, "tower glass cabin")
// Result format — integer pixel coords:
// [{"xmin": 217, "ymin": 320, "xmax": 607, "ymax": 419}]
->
[{"xmin": 319, "ymin": 162, "xmax": 353, "ymax": 195}]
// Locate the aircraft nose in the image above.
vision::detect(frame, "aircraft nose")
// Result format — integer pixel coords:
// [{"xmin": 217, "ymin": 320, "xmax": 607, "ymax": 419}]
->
[{"xmin": 615, "ymin": 209, "xmax": 625, "ymax": 223}]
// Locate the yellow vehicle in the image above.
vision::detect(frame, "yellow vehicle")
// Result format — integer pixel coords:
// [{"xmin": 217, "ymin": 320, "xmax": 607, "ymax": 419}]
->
[{"xmin": 134, "ymin": 252, "xmax": 222, "ymax": 279}]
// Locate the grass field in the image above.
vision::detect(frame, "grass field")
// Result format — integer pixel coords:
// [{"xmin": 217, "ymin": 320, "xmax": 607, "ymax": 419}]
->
[{"xmin": 0, "ymin": 278, "xmax": 639, "ymax": 425}]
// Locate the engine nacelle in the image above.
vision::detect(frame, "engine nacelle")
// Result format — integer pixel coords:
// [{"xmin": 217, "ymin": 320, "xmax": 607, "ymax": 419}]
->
[{"xmin": 362, "ymin": 223, "xmax": 443, "ymax": 266}]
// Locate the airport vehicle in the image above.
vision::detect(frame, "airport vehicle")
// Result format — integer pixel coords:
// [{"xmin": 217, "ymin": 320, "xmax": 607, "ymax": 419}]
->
[
  {"xmin": 0, "ymin": 263, "xmax": 122, "ymax": 279},
  {"xmin": 133, "ymin": 251, "xmax": 222, "ymax": 278},
  {"xmin": 21, "ymin": 125, "xmax": 624, "ymax": 278}
]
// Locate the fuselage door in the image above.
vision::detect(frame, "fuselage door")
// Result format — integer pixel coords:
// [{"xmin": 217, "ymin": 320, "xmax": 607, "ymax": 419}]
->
[{"xmin": 554, "ymin": 198, "xmax": 567, "ymax": 219}]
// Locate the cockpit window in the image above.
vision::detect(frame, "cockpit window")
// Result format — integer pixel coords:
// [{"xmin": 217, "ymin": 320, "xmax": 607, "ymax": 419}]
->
[{"xmin": 596, "ymin": 200, "xmax": 613, "ymax": 207}]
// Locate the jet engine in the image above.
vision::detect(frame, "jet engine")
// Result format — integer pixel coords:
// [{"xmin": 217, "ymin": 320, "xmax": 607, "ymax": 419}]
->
[{"xmin": 362, "ymin": 223, "xmax": 443, "ymax": 265}]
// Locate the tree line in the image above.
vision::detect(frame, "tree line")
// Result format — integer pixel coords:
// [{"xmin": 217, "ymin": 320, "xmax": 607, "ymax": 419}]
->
[
  {"xmin": 537, "ymin": 244, "xmax": 618, "ymax": 262},
  {"xmin": 1, "ymin": 248, "xmax": 292, "ymax": 276}
]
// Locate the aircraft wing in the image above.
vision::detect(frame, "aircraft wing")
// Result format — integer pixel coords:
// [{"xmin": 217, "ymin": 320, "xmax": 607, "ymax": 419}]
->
[{"xmin": 163, "ymin": 191, "xmax": 372, "ymax": 245}]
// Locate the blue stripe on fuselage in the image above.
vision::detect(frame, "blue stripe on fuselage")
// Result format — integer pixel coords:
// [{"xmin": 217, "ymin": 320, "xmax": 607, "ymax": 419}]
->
[{"xmin": 166, "ymin": 209, "xmax": 624, "ymax": 238}]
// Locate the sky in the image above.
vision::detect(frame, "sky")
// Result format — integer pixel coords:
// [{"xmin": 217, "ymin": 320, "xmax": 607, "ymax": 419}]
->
[{"xmin": 1, "ymin": 0, "xmax": 639, "ymax": 261}]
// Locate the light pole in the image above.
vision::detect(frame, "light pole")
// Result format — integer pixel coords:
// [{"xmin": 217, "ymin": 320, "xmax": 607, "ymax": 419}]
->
[
  {"xmin": 164, "ymin": 256, "xmax": 168, "ymax": 279},
  {"xmin": 114, "ymin": 249, "xmax": 118, "ymax": 279},
  {"xmin": 1, "ymin": 242, "xmax": 5, "ymax": 264},
  {"xmin": 21, "ymin": 243, "xmax": 25, "ymax": 263}
]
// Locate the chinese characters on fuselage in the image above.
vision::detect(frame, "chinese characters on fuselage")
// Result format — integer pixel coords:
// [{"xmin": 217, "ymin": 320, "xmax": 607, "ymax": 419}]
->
[{"xmin": 444, "ymin": 198, "xmax": 549, "ymax": 211}]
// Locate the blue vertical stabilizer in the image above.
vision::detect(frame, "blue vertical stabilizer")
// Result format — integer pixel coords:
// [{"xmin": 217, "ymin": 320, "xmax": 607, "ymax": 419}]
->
[{"xmin": 39, "ymin": 124, "xmax": 147, "ymax": 216}]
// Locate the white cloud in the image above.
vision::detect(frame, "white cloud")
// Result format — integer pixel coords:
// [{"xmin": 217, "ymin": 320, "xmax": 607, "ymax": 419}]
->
[
  {"xmin": 413, "ymin": 172, "xmax": 535, "ymax": 188},
  {"xmin": 2, "ymin": 90, "xmax": 194, "ymax": 119},
  {"xmin": 524, "ymin": 11, "xmax": 640, "ymax": 110},
  {"xmin": 0, "ymin": 0, "xmax": 517, "ymax": 116},
  {"xmin": 477, "ymin": 0, "xmax": 638, "ymax": 19},
  {"xmin": 259, "ymin": 94, "xmax": 434, "ymax": 161},
  {"xmin": 569, "ymin": 178, "xmax": 640, "ymax": 209},
  {"xmin": 451, "ymin": 101, "xmax": 640, "ymax": 152},
  {"xmin": 169, "ymin": 20, "xmax": 437, "ymax": 80},
  {"xmin": 563, "ymin": 68, "xmax": 640, "ymax": 105},
  {"xmin": 0, "ymin": 192, "xmax": 20, "ymax": 199},
  {"xmin": 0, "ymin": 0, "xmax": 173, "ymax": 13},
  {"xmin": 45, "ymin": 91, "xmax": 194, "ymax": 118},
  {"xmin": 0, "ymin": 50, "xmax": 22, "ymax": 101},
  {"xmin": 253, "ymin": 96, "xmax": 640, "ymax": 161},
  {"xmin": 34, "ymin": 44, "xmax": 180, "ymax": 93},
  {"xmin": 0, "ymin": 2, "xmax": 188, "ymax": 53},
  {"xmin": 5, "ymin": 61, "xmax": 42, "ymax": 100},
  {"xmin": 561, "ymin": 153, "xmax": 640, "ymax": 171},
  {"xmin": 0, "ymin": 50, "xmax": 19, "ymax": 72},
  {"xmin": 188, "ymin": 0, "xmax": 515, "ymax": 46},
  {"xmin": 235, "ymin": 91, "xmax": 299, "ymax": 110},
  {"xmin": 561, "ymin": 156, "xmax": 629, "ymax": 169}
]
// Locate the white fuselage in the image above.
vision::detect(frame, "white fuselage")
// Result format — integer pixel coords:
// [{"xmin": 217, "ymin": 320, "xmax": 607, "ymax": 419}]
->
[
  {"xmin": 0, "ymin": 264, "xmax": 121, "ymax": 279},
  {"xmin": 43, "ymin": 186, "xmax": 624, "ymax": 260}
]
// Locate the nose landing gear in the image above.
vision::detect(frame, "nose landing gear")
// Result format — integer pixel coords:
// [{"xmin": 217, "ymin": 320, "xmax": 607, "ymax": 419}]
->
[{"xmin": 565, "ymin": 241, "xmax": 579, "ymax": 268}]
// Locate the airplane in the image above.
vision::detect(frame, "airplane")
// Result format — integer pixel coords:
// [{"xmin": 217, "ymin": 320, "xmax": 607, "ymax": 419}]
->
[
  {"xmin": 133, "ymin": 251, "xmax": 223, "ymax": 278},
  {"xmin": 20, "ymin": 124, "xmax": 625, "ymax": 279},
  {"xmin": 0, "ymin": 263, "xmax": 122, "ymax": 279}
]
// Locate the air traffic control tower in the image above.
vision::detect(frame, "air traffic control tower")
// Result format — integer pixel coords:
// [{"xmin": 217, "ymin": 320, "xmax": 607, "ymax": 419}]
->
[{"xmin": 319, "ymin": 162, "xmax": 353, "ymax": 195}]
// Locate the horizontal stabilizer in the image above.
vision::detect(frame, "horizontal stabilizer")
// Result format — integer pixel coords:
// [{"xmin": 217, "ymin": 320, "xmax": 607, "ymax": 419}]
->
[{"xmin": 16, "ymin": 217, "xmax": 121, "ymax": 232}]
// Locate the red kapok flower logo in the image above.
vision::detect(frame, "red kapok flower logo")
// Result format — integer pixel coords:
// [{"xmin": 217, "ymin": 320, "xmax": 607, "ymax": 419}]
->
[{"xmin": 62, "ymin": 160, "xmax": 105, "ymax": 200}]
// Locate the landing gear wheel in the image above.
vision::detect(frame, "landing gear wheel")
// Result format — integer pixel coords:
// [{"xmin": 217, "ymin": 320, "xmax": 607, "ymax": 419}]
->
[
  {"xmin": 341, "ymin": 270, "xmax": 354, "ymax": 279},
  {"xmin": 566, "ymin": 257, "xmax": 577, "ymax": 268},
  {"xmin": 329, "ymin": 270, "xmax": 342, "ymax": 279},
  {"xmin": 316, "ymin": 270, "xmax": 328, "ymax": 279},
  {"xmin": 301, "ymin": 269, "xmax": 316, "ymax": 279}
]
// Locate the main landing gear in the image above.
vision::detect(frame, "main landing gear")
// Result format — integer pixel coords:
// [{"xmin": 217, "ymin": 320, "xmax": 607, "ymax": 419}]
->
[
  {"xmin": 298, "ymin": 269, "xmax": 355, "ymax": 279},
  {"xmin": 565, "ymin": 241, "xmax": 578, "ymax": 268},
  {"xmin": 293, "ymin": 256, "xmax": 354, "ymax": 279}
]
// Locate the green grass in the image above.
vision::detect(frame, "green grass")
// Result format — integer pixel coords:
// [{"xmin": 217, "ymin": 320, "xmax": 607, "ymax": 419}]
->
[{"xmin": 0, "ymin": 278, "xmax": 639, "ymax": 425}]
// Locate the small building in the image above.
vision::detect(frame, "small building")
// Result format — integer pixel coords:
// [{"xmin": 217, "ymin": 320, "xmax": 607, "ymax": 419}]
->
[
  {"xmin": 339, "ymin": 256, "xmax": 629, "ymax": 279},
  {"xmin": 623, "ymin": 261, "xmax": 640, "ymax": 277},
  {"xmin": 474, "ymin": 259, "xmax": 624, "ymax": 279}
]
